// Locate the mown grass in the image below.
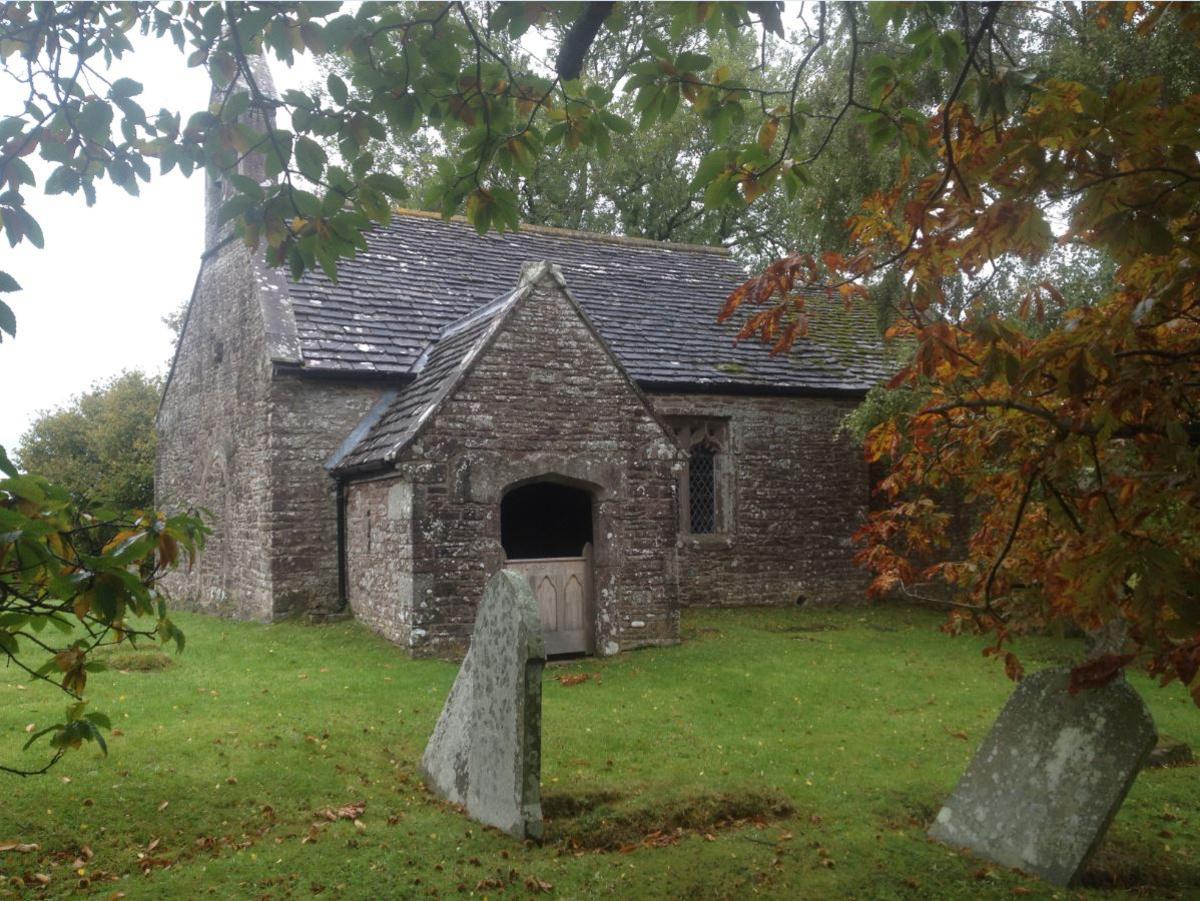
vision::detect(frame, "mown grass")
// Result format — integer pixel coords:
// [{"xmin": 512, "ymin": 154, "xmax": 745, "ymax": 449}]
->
[{"xmin": 0, "ymin": 605, "xmax": 1196, "ymax": 899}]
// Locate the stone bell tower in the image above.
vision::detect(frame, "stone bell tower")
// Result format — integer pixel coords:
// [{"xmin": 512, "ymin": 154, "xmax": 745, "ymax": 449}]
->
[{"xmin": 204, "ymin": 54, "xmax": 279, "ymax": 252}]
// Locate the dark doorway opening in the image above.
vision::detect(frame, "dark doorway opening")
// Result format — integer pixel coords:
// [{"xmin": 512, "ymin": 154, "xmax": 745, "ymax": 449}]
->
[{"xmin": 502, "ymin": 482, "xmax": 593, "ymax": 559}]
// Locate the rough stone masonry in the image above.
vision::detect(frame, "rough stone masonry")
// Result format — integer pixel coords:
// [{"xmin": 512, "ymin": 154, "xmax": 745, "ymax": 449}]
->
[
  {"xmin": 421, "ymin": 570, "xmax": 546, "ymax": 840},
  {"xmin": 928, "ymin": 666, "xmax": 1157, "ymax": 886}
]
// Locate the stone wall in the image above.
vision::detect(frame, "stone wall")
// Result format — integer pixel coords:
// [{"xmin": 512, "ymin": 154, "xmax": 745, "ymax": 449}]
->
[
  {"xmin": 650, "ymin": 393, "xmax": 871, "ymax": 607},
  {"xmin": 344, "ymin": 474, "xmax": 414, "ymax": 643},
  {"xmin": 345, "ymin": 277, "xmax": 682, "ymax": 658},
  {"xmin": 156, "ymin": 243, "xmax": 275, "ymax": 619},
  {"xmin": 266, "ymin": 375, "xmax": 382, "ymax": 617}
]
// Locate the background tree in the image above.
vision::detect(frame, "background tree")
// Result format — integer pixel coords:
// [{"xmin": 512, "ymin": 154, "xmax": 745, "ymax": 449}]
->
[{"xmin": 15, "ymin": 370, "xmax": 160, "ymax": 511}]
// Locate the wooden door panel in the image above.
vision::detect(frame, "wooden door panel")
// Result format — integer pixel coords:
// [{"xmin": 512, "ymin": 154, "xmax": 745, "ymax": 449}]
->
[
  {"xmin": 506, "ymin": 555, "xmax": 591, "ymax": 655},
  {"xmin": 562, "ymin": 574, "xmax": 584, "ymax": 631},
  {"xmin": 534, "ymin": 575, "xmax": 558, "ymax": 631}
]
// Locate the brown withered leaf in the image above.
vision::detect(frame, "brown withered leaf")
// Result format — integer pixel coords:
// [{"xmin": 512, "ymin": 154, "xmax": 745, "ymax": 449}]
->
[
  {"xmin": 0, "ymin": 841, "xmax": 40, "ymax": 853},
  {"xmin": 556, "ymin": 673, "xmax": 590, "ymax": 687},
  {"xmin": 524, "ymin": 876, "xmax": 554, "ymax": 893},
  {"xmin": 317, "ymin": 801, "xmax": 366, "ymax": 822},
  {"xmin": 1069, "ymin": 653, "xmax": 1136, "ymax": 694}
]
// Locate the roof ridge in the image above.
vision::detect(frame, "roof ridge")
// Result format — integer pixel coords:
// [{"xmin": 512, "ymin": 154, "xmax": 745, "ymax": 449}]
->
[{"xmin": 389, "ymin": 207, "xmax": 732, "ymax": 256}]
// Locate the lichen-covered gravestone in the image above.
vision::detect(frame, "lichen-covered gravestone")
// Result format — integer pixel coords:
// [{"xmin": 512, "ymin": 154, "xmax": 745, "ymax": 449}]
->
[
  {"xmin": 928, "ymin": 666, "xmax": 1156, "ymax": 886},
  {"xmin": 421, "ymin": 570, "xmax": 545, "ymax": 840}
]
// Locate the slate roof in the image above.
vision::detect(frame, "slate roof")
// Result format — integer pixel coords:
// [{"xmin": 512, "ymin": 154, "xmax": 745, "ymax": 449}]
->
[
  {"xmin": 279, "ymin": 211, "xmax": 893, "ymax": 393},
  {"xmin": 327, "ymin": 288, "xmax": 520, "ymax": 472}
]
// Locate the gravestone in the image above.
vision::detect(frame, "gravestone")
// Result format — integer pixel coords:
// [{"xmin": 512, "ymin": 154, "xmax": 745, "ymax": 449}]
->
[
  {"xmin": 421, "ymin": 570, "xmax": 545, "ymax": 840},
  {"xmin": 928, "ymin": 666, "xmax": 1156, "ymax": 886}
]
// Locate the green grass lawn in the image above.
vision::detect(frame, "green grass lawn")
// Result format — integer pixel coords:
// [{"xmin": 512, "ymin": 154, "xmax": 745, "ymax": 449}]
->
[{"xmin": 0, "ymin": 605, "xmax": 1196, "ymax": 899}]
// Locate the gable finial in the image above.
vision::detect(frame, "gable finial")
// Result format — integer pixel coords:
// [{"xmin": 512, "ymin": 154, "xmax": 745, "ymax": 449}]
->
[{"xmin": 518, "ymin": 261, "xmax": 566, "ymax": 290}]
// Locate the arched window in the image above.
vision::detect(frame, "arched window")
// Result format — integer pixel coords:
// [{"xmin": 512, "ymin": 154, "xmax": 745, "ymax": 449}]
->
[{"xmin": 670, "ymin": 418, "xmax": 730, "ymax": 535}]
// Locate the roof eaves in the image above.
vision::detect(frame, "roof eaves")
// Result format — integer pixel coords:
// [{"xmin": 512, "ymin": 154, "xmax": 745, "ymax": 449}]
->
[{"xmin": 636, "ymin": 379, "xmax": 872, "ymax": 399}]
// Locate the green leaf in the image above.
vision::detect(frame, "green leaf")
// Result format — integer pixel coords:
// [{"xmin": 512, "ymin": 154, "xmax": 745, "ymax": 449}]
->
[
  {"xmin": 676, "ymin": 51, "xmax": 712, "ymax": 72},
  {"xmin": 0, "ymin": 298, "xmax": 16, "ymax": 338},
  {"xmin": 327, "ymin": 73, "xmax": 349, "ymax": 106},
  {"xmin": 294, "ymin": 136, "xmax": 327, "ymax": 182},
  {"xmin": 110, "ymin": 77, "xmax": 143, "ymax": 98},
  {"xmin": 224, "ymin": 90, "xmax": 251, "ymax": 122},
  {"xmin": 703, "ymin": 174, "xmax": 737, "ymax": 209},
  {"xmin": 690, "ymin": 149, "xmax": 733, "ymax": 191},
  {"xmin": 77, "ymin": 101, "xmax": 114, "ymax": 142},
  {"xmin": 599, "ymin": 111, "xmax": 633, "ymax": 135},
  {"xmin": 291, "ymin": 189, "xmax": 322, "ymax": 218},
  {"xmin": 84, "ymin": 711, "xmax": 112, "ymax": 729},
  {"xmin": 6, "ymin": 157, "xmax": 34, "ymax": 187},
  {"xmin": 384, "ymin": 93, "xmax": 420, "ymax": 135},
  {"xmin": 0, "ymin": 444, "xmax": 16, "ymax": 476},
  {"xmin": 364, "ymin": 172, "xmax": 408, "ymax": 200},
  {"xmin": 358, "ymin": 184, "xmax": 391, "ymax": 223},
  {"xmin": 643, "ymin": 31, "xmax": 670, "ymax": 59}
]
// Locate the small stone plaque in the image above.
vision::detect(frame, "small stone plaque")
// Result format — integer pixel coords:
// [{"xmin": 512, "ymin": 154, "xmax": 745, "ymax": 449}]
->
[
  {"xmin": 421, "ymin": 570, "xmax": 545, "ymax": 839},
  {"xmin": 929, "ymin": 666, "xmax": 1156, "ymax": 886}
]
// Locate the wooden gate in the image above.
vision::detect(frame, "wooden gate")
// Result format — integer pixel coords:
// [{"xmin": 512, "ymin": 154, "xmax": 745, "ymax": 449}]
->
[{"xmin": 506, "ymin": 545, "xmax": 593, "ymax": 655}]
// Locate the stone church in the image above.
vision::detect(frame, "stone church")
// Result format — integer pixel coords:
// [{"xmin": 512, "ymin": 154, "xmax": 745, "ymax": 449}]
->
[{"xmin": 156, "ymin": 66, "xmax": 893, "ymax": 659}]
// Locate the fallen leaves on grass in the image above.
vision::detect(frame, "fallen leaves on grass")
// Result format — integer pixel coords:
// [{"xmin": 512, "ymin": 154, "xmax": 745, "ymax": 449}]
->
[
  {"xmin": 317, "ymin": 801, "xmax": 366, "ymax": 822},
  {"xmin": 944, "ymin": 727, "xmax": 970, "ymax": 741},
  {"xmin": 556, "ymin": 673, "xmax": 592, "ymax": 687},
  {"xmin": 618, "ymin": 829, "xmax": 683, "ymax": 852}
]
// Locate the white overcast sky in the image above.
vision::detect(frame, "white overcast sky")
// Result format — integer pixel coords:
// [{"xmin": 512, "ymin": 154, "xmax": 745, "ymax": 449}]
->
[{"xmin": 0, "ymin": 38, "xmax": 319, "ymax": 451}]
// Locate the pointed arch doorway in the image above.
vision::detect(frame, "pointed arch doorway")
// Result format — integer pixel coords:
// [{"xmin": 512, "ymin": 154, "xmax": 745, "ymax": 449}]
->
[{"xmin": 501, "ymin": 480, "xmax": 595, "ymax": 656}]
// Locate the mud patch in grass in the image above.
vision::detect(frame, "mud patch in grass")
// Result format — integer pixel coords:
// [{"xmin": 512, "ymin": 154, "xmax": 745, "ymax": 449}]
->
[
  {"xmin": 541, "ymin": 790, "xmax": 623, "ymax": 818},
  {"xmin": 543, "ymin": 788, "xmax": 794, "ymax": 851},
  {"xmin": 1079, "ymin": 834, "xmax": 1200, "ymax": 895},
  {"xmin": 97, "ymin": 648, "xmax": 176, "ymax": 672},
  {"xmin": 759, "ymin": 623, "xmax": 843, "ymax": 634}
]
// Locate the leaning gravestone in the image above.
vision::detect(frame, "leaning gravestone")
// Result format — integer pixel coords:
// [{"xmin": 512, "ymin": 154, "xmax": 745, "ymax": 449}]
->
[
  {"xmin": 928, "ymin": 666, "xmax": 1156, "ymax": 886},
  {"xmin": 421, "ymin": 570, "xmax": 545, "ymax": 840}
]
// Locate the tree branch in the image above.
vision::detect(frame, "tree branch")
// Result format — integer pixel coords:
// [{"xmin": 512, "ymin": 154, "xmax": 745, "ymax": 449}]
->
[{"xmin": 555, "ymin": 2, "xmax": 615, "ymax": 81}]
